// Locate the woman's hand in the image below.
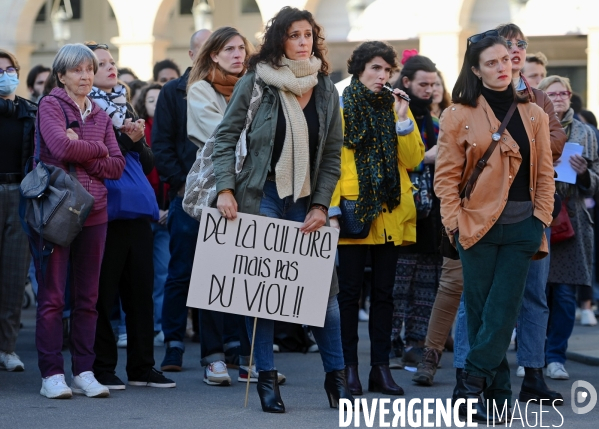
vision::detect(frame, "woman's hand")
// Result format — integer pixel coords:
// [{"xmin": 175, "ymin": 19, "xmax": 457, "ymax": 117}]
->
[
  {"xmin": 393, "ymin": 89, "xmax": 410, "ymax": 122},
  {"xmin": 66, "ymin": 128, "xmax": 79, "ymax": 140},
  {"xmin": 216, "ymin": 192, "xmax": 238, "ymax": 220},
  {"xmin": 570, "ymin": 154, "xmax": 588, "ymax": 175},
  {"xmin": 122, "ymin": 118, "xmax": 145, "ymax": 143},
  {"xmin": 423, "ymin": 145, "xmax": 438, "ymax": 165},
  {"xmin": 301, "ymin": 207, "xmax": 327, "ymax": 234}
]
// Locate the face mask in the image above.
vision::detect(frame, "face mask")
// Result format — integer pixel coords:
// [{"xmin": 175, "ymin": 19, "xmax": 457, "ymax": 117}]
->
[{"xmin": 0, "ymin": 73, "xmax": 20, "ymax": 96}]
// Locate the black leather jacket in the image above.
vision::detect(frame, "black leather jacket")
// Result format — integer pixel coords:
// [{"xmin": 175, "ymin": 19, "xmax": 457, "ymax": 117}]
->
[{"xmin": 0, "ymin": 95, "xmax": 37, "ymax": 174}]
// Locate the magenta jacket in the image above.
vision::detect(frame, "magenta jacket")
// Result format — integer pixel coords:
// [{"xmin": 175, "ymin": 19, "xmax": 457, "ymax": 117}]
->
[{"xmin": 37, "ymin": 87, "xmax": 125, "ymax": 226}]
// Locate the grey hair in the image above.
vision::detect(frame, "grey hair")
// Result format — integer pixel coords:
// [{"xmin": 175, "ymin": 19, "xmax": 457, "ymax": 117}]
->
[{"xmin": 52, "ymin": 43, "xmax": 98, "ymax": 88}]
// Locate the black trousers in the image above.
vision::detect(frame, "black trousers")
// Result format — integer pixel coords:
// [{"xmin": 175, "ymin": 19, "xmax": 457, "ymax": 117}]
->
[
  {"xmin": 337, "ymin": 243, "xmax": 401, "ymax": 366},
  {"xmin": 94, "ymin": 219, "xmax": 155, "ymax": 379}
]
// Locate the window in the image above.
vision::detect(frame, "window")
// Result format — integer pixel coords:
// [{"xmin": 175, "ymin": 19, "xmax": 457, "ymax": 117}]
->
[
  {"xmin": 180, "ymin": 0, "xmax": 194, "ymax": 15},
  {"xmin": 36, "ymin": 3, "xmax": 47, "ymax": 22},
  {"xmin": 241, "ymin": 0, "xmax": 260, "ymax": 14},
  {"xmin": 60, "ymin": 0, "xmax": 81, "ymax": 20}
]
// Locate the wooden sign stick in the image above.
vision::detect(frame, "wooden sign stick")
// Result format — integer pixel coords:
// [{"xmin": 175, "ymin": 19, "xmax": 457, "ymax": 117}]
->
[{"xmin": 244, "ymin": 317, "xmax": 258, "ymax": 408}]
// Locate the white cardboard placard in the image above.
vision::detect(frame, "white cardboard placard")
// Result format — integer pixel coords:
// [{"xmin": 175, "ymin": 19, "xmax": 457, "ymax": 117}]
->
[{"xmin": 187, "ymin": 207, "xmax": 339, "ymax": 327}]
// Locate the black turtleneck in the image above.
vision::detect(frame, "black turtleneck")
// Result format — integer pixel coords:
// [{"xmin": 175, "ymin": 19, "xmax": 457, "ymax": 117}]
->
[{"xmin": 481, "ymin": 86, "xmax": 531, "ymax": 202}]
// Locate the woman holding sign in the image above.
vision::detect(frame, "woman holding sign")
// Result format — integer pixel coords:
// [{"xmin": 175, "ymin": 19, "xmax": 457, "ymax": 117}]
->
[
  {"xmin": 186, "ymin": 27, "xmax": 272, "ymax": 387},
  {"xmin": 330, "ymin": 41, "xmax": 425, "ymax": 397},
  {"xmin": 212, "ymin": 7, "xmax": 353, "ymax": 413},
  {"xmin": 537, "ymin": 75, "xmax": 599, "ymax": 378}
]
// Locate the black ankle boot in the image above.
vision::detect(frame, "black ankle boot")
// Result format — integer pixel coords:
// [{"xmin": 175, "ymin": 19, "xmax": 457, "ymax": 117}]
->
[
  {"xmin": 257, "ymin": 370, "xmax": 285, "ymax": 413},
  {"xmin": 519, "ymin": 367, "xmax": 564, "ymax": 406},
  {"xmin": 452, "ymin": 368, "xmax": 463, "ymax": 404},
  {"xmin": 458, "ymin": 372, "xmax": 501, "ymax": 423},
  {"xmin": 325, "ymin": 370, "xmax": 355, "ymax": 408}
]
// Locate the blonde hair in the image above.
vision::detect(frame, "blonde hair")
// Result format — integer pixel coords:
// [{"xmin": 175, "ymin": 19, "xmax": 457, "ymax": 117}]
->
[{"xmin": 537, "ymin": 75, "xmax": 572, "ymax": 93}]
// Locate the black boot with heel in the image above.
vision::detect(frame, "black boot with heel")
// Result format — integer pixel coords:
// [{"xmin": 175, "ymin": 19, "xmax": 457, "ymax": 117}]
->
[
  {"xmin": 519, "ymin": 367, "xmax": 564, "ymax": 406},
  {"xmin": 325, "ymin": 370, "xmax": 355, "ymax": 408},
  {"xmin": 257, "ymin": 370, "xmax": 285, "ymax": 413}
]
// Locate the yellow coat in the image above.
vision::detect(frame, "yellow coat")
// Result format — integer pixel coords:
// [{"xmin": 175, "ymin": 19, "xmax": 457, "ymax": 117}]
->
[{"xmin": 331, "ymin": 108, "xmax": 425, "ymax": 245}]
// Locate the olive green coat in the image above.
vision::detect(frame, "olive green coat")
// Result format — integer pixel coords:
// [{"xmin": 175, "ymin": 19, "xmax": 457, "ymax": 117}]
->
[{"xmin": 212, "ymin": 70, "xmax": 343, "ymax": 296}]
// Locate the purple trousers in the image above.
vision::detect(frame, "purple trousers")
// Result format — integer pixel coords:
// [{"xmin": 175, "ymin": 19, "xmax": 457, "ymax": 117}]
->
[{"xmin": 34, "ymin": 223, "xmax": 107, "ymax": 378}]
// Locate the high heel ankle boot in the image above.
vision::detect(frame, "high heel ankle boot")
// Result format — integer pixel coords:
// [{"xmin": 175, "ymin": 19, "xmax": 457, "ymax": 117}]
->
[
  {"xmin": 345, "ymin": 365, "xmax": 363, "ymax": 396},
  {"xmin": 519, "ymin": 367, "xmax": 564, "ymax": 406},
  {"xmin": 368, "ymin": 365, "xmax": 404, "ymax": 395},
  {"xmin": 257, "ymin": 370, "xmax": 285, "ymax": 413},
  {"xmin": 325, "ymin": 370, "xmax": 355, "ymax": 408}
]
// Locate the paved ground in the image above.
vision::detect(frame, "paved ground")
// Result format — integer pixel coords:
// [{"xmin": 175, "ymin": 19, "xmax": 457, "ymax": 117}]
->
[{"xmin": 1, "ymin": 307, "xmax": 598, "ymax": 428}]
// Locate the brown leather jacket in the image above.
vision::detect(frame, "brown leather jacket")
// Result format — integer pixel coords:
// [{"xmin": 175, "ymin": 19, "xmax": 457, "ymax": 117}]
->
[
  {"xmin": 520, "ymin": 75, "xmax": 567, "ymax": 161},
  {"xmin": 434, "ymin": 96, "xmax": 555, "ymax": 259}
]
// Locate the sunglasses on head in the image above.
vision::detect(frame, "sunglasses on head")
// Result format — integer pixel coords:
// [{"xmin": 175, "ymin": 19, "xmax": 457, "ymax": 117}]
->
[
  {"xmin": 86, "ymin": 43, "xmax": 109, "ymax": 51},
  {"xmin": 506, "ymin": 39, "xmax": 529, "ymax": 50},
  {"xmin": 467, "ymin": 30, "xmax": 499, "ymax": 45}
]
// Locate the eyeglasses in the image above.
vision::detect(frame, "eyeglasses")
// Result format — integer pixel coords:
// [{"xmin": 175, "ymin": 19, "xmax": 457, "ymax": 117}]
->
[
  {"xmin": 86, "ymin": 43, "xmax": 109, "ymax": 51},
  {"xmin": 546, "ymin": 91, "xmax": 572, "ymax": 100},
  {"xmin": 0, "ymin": 67, "xmax": 17, "ymax": 77},
  {"xmin": 506, "ymin": 39, "xmax": 529, "ymax": 50},
  {"xmin": 467, "ymin": 30, "xmax": 499, "ymax": 45}
]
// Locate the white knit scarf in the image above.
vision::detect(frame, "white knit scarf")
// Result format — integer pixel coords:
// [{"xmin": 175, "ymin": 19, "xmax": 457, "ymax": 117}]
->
[
  {"xmin": 88, "ymin": 84, "xmax": 128, "ymax": 129},
  {"xmin": 256, "ymin": 56, "xmax": 321, "ymax": 201}
]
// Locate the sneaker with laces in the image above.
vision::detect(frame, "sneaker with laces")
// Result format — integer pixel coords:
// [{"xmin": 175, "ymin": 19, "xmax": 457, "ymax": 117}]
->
[
  {"xmin": 238, "ymin": 365, "xmax": 286, "ymax": 384},
  {"xmin": 546, "ymin": 362, "xmax": 569, "ymax": 380},
  {"xmin": 161, "ymin": 346, "xmax": 183, "ymax": 372},
  {"xmin": 204, "ymin": 361, "xmax": 231, "ymax": 386},
  {"xmin": 0, "ymin": 351, "xmax": 25, "ymax": 372},
  {"xmin": 129, "ymin": 368, "xmax": 176, "ymax": 388},
  {"xmin": 116, "ymin": 333, "xmax": 127, "ymax": 348},
  {"xmin": 95, "ymin": 372, "xmax": 126, "ymax": 390},
  {"xmin": 580, "ymin": 309, "xmax": 598, "ymax": 326},
  {"xmin": 40, "ymin": 374, "xmax": 72, "ymax": 399},
  {"xmin": 516, "ymin": 366, "xmax": 525, "ymax": 378},
  {"xmin": 71, "ymin": 371, "xmax": 109, "ymax": 398}
]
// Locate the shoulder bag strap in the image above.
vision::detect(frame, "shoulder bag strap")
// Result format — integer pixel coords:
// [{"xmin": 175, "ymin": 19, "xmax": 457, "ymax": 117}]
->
[{"xmin": 460, "ymin": 100, "xmax": 518, "ymax": 200}]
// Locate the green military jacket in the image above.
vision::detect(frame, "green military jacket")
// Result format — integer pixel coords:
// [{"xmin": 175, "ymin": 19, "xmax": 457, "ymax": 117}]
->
[{"xmin": 212, "ymin": 70, "xmax": 343, "ymax": 296}]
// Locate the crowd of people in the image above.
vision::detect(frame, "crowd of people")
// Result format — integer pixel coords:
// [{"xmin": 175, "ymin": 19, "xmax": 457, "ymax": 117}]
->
[{"xmin": 1, "ymin": 5, "xmax": 598, "ymax": 421}]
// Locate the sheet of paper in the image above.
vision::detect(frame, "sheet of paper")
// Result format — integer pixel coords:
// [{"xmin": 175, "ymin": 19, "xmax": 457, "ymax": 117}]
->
[{"xmin": 555, "ymin": 142, "xmax": 583, "ymax": 184}]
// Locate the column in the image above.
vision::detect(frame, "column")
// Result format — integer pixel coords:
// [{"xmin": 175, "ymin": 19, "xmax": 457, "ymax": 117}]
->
[
  {"xmin": 587, "ymin": 27, "xmax": 599, "ymax": 115},
  {"xmin": 418, "ymin": 30, "xmax": 468, "ymax": 94}
]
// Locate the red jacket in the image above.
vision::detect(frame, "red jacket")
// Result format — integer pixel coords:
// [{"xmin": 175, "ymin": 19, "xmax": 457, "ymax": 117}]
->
[{"xmin": 37, "ymin": 88, "xmax": 125, "ymax": 226}]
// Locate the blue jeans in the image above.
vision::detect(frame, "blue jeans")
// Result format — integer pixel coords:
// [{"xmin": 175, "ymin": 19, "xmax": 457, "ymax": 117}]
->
[
  {"xmin": 545, "ymin": 283, "xmax": 576, "ymax": 364},
  {"xmin": 151, "ymin": 222, "xmax": 170, "ymax": 332},
  {"xmin": 161, "ymin": 196, "xmax": 200, "ymax": 350},
  {"xmin": 247, "ymin": 180, "xmax": 344, "ymax": 373},
  {"xmin": 454, "ymin": 227, "xmax": 550, "ymax": 369},
  {"xmin": 516, "ymin": 228, "xmax": 551, "ymax": 368}
]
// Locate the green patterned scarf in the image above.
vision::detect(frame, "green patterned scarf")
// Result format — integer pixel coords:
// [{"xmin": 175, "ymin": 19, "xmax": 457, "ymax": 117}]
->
[{"xmin": 342, "ymin": 77, "xmax": 401, "ymax": 224}]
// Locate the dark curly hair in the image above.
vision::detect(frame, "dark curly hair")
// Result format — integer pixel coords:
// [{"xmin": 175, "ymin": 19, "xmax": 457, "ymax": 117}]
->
[
  {"xmin": 248, "ymin": 6, "xmax": 329, "ymax": 75},
  {"xmin": 347, "ymin": 41, "xmax": 398, "ymax": 78},
  {"xmin": 134, "ymin": 83, "xmax": 163, "ymax": 119}
]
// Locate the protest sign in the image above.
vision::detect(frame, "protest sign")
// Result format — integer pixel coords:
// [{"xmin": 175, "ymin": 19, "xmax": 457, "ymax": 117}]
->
[{"xmin": 187, "ymin": 207, "xmax": 339, "ymax": 327}]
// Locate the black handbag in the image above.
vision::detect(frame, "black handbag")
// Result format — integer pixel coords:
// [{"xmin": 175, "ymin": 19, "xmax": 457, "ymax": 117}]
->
[
  {"xmin": 338, "ymin": 199, "xmax": 371, "ymax": 239},
  {"xmin": 19, "ymin": 96, "xmax": 95, "ymax": 248}
]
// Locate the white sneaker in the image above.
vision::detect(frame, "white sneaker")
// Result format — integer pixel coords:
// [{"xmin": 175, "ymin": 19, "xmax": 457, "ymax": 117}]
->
[
  {"xmin": 575, "ymin": 307, "xmax": 582, "ymax": 321},
  {"xmin": 358, "ymin": 309, "xmax": 369, "ymax": 322},
  {"xmin": 71, "ymin": 371, "xmax": 110, "ymax": 398},
  {"xmin": 203, "ymin": 361, "xmax": 231, "ymax": 386},
  {"xmin": 273, "ymin": 344, "xmax": 280, "ymax": 353},
  {"xmin": 546, "ymin": 362, "xmax": 569, "ymax": 380},
  {"xmin": 154, "ymin": 331, "xmax": 165, "ymax": 347},
  {"xmin": 580, "ymin": 309, "xmax": 598, "ymax": 326},
  {"xmin": 238, "ymin": 365, "xmax": 286, "ymax": 384},
  {"xmin": 516, "ymin": 366, "xmax": 525, "ymax": 378},
  {"xmin": 0, "ymin": 351, "xmax": 25, "ymax": 371},
  {"xmin": 116, "ymin": 333, "xmax": 127, "ymax": 348},
  {"xmin": 40, "ymin": 374, "xmax": 72, "ymax": 399}
]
